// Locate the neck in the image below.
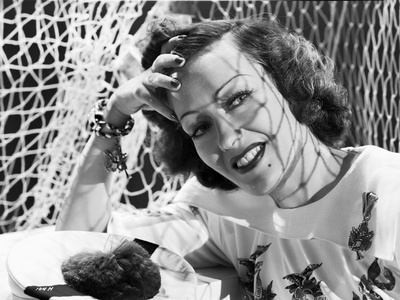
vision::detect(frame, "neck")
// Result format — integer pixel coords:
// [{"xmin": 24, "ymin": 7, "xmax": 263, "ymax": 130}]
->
[{"xmin": 270, "ymin": 132, "xmax": 355, "ymax": 209}]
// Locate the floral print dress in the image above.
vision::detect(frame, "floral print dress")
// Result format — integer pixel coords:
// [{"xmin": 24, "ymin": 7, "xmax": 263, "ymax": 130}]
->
[
  {"xmin": 174, "ymin": 146, "xmax": 400, "ymax": 299},
  {"xmin": 108, "ymin": 145, "xmax": 400, "ymax": 299},
  {"xmin": 193, "ymin": 190, "xmax": 398, "ymax": 299}
]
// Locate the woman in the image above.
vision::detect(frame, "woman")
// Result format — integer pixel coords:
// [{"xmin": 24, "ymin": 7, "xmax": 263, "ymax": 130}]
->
[{"xmin": 56, "ymin": 18, "xmax": 400, "ymax": 299}]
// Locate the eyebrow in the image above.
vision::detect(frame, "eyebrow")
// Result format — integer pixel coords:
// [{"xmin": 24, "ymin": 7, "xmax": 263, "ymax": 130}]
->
[{"xmin": 179, "ymin": 74, "xmax": 249, "ymax": 122}]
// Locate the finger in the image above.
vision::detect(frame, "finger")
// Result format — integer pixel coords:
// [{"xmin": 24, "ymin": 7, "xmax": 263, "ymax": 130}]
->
[
  {"xmin": 143, "ymin": 71, "xmax": 181, "ymax": 91},
  {"xmin": 161, "ymin": 35, "xmax": 186, "ymax": 54},
  {"xmin": 151, "ymin": 53, "xmax": 185, "ymax": 73},
  {"xmin": 143, "ymin": 89, "xmax": 177, "ymax": 122}
]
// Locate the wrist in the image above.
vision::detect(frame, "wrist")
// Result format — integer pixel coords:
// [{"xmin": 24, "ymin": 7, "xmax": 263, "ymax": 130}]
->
[
  {"xmin": 88, "ymin": 99, "xmax": 133, "ymax": 178},
  {"xmin": 103, "ymin": 100, "xmax": 132, "ymax": 128},
  {"xmin": 89, "ymin": 99, "xmax": 134, "ymax": 138}
]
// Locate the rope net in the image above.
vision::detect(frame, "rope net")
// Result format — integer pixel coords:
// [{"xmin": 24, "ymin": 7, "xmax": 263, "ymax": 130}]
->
[{"xmin": 1, "ymin": 0, "xmax": 399, "ymax": 233}]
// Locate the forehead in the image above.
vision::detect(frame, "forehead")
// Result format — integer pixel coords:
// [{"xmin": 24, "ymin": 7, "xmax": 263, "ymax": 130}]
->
[
  {"xmin": 173, "ymin": 38, "xmax": 260, "ymax": 80},
  {"xmin": 168, "ymin": 39, "xmax": 264, "ymax": 111}
]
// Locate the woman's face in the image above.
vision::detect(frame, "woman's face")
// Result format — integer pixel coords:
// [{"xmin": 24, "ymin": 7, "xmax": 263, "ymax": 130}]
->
[{"xmin": 168, "ymin": 38, "xmax": 306, "ymax": 196}]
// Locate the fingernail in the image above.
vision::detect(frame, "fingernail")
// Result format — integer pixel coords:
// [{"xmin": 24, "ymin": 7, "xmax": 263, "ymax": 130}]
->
[
  {"xmin": 171, "ymin": 50, "xmax": 183, "ymax": 57},
  {"xmin": 170, "ymin": 79, "xmax": 181, "ymax": 89},
  {"xmin": 175, "ymin": 57, "xmax": 185, "ymax": 65}
]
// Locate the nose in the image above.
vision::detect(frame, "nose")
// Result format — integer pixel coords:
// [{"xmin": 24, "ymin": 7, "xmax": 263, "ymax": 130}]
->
[{"xmin": 216, "ymin": 118, "xmax": 242, "ymax": 152}]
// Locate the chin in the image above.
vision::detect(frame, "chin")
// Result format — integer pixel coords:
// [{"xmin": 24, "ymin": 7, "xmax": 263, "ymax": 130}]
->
[
  {"xmin": 239, "ymin": 182, "xmax": 272, "ymax": 196},
  {"xmin": 246, "ymin": 188, "xmax": 270, "ymax": 197},
  {"xmin": 236, "ymin": 174, "xmax": 279, "ymax": 196}
]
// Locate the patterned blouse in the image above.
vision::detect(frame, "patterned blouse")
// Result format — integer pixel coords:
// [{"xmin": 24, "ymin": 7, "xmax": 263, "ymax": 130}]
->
[{"xmin": 108, "ymin": 145, "xmax": 400, "ymax": 299}]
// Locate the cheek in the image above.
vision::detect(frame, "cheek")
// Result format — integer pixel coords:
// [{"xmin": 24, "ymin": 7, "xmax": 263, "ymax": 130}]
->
[
  {"xmin": 194, "ymin": 140, "xmax": 225, "ymax": 171},
  {"xmin": 249, "ymin": 97, "xmax": 298, "ymax": 147},
  {"xmin": 238, "ymin": 102, "xmax": 276, "ymax": 139}
]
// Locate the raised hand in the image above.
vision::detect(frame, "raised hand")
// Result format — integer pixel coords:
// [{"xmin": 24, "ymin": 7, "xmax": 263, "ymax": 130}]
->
[{"xmin": 104, "ymin": 36, "xmax": 186, "ymax": 125}]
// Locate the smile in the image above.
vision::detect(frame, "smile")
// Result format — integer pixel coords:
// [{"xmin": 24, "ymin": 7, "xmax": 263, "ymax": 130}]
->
[{"xmin": 232, "ymin": 142, "xmax": 266, "ymax": 174}]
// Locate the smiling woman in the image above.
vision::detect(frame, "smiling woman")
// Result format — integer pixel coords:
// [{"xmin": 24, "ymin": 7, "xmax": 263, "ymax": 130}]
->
[
  {"xmin": 142, "ymin": 18, "xmax": 351, "ymax": 195},
  {"xmin": 56, "ymin": 17, "xmax": 400, "ymax": 299},
  {"xmin": 167, "ymin": 42, "xmax": 306, "ymax": 197}
]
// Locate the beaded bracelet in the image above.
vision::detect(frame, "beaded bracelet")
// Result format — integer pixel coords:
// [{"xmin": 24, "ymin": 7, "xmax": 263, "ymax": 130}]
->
[
  {"xmin": 88, "ymin": 99, "xmax": 135, "ymax": 138},
  {"xmin": 88, "ymin": 99, "xmax": 134, "ymax": 178}
]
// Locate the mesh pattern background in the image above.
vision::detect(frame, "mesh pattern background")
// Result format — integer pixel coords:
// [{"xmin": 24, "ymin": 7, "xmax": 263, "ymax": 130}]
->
[{"xmin": 1, "ymin": 0, "xmax": 399, "ymax": 233}]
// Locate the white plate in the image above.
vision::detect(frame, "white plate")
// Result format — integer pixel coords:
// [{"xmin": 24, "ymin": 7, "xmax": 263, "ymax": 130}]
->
[{"xmin": 6, "ymin": 231, "xmax": 197, "ymax": 299}]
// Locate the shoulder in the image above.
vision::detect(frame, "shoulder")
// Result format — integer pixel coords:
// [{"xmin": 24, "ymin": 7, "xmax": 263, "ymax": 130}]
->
[
  {"xmin": 351, "ymin": 147, "xmax": 400, "ymax": 263},
  {"xmin": 356, "ymin": 146, "xmax": 400, "ymax": 207},
  {"xmin": 353, "ymin": 146, "xmax": 400, "ymax": 219},
  {"xmin": 345, "ymin": 146, "xmax": 400, "ymax": 189},
  {"xmin": 348, "ymin": 145, "xmax": 400, "ymax": 167}
]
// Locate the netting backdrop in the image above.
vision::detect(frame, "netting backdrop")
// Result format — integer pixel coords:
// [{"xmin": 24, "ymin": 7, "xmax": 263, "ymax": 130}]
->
[{"xmin": 1, "ymin": 0, "xmax": 399, "ymax": 233}]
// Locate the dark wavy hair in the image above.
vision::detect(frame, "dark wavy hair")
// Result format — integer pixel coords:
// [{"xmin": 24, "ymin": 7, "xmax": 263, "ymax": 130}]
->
[{"xmin": 141, "ymin": 17, "xmax": 352, "ymax": 191}]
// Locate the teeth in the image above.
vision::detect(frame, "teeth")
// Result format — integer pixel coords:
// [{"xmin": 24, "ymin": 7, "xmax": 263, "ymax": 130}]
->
[{"xmin": 236, "ymin": 145, "xmax": 262, "ymax": 168}]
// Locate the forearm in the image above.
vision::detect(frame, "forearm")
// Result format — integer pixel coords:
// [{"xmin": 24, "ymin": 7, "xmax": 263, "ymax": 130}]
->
[
  {"xmin": 56, "ymin": 44, "xmax": 181, "ymax": 231},
  {"xmin": 55, "ymin": 133, "xmax": 115, "ymax": 231}
]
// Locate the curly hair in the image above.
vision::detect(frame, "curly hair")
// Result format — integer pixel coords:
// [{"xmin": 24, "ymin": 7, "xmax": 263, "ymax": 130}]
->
[
  {"xmin": 61, "ymin": 240, "xmax": 161, "ymax": 300},
  {"xmin": 141, "ymin": 17, "xmax": 352, "ymax": 191}
]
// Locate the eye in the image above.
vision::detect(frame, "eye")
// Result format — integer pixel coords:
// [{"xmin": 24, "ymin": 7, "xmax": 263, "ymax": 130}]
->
[
  {"xmin": 225, "ymin": 89, "xmax": 253, "ymax": 112},
  {"xmin": 190, "ymin": 123, "xmax": 211, "ymax": 140}
]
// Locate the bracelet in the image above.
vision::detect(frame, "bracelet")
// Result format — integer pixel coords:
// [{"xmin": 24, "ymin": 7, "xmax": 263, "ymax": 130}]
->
[
  {"xmin": 88, "ymin": 99, "xmax": 135, "ymax": 138},
  {"xmin": 88, "ymin": 99, "xmax": 133, "ymax": 178},
  {"xmin": 104, "ymin": 136, "xmax": 130, "ymax": 178}
]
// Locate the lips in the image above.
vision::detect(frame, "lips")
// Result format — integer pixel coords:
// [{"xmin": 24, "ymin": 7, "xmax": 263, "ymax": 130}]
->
[{"xmin": 231, "ymin": 142, "xmax": 266, "ymax": 174}]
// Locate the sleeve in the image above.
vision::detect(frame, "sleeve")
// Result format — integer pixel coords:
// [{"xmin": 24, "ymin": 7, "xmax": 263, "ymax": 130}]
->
[{"xmin": 106, "ymin": 202, "xmax": 232, "ymax": 268}]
